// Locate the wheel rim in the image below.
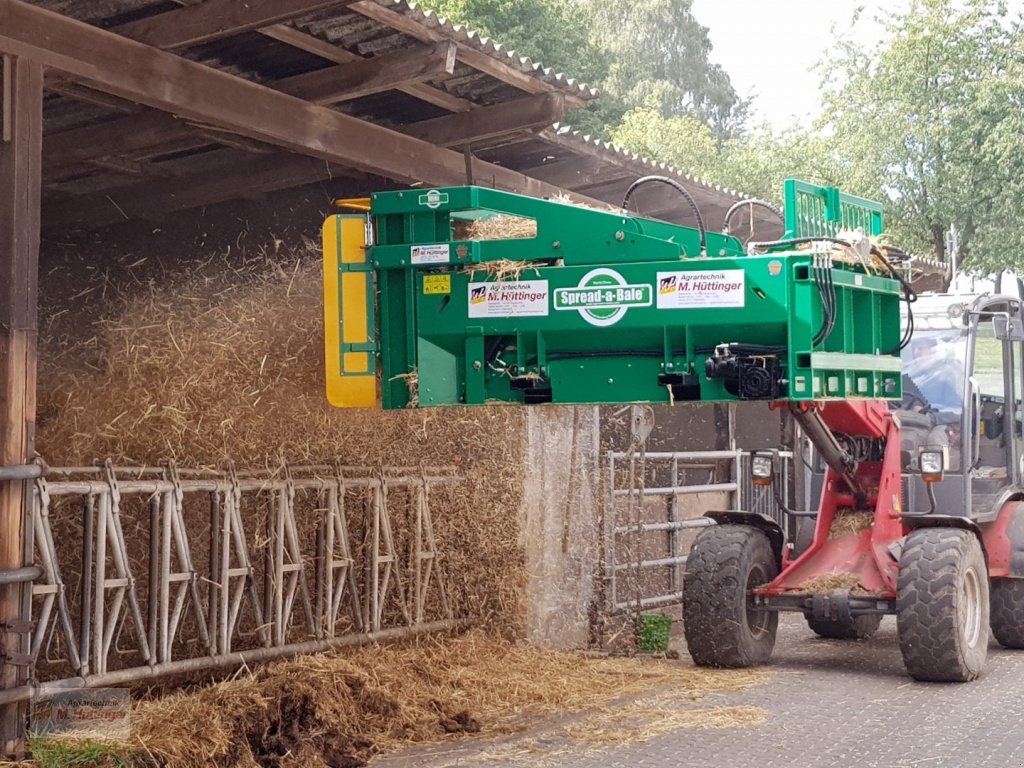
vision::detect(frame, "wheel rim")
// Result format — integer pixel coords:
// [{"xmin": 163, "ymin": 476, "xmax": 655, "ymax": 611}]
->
[
  {"xmin": 961, "ymin": 565, "xmax": 982, "ymax": 649},
  {"xmin": 745, "ymin": 565, "xmax": 769, "ymax": 637}
]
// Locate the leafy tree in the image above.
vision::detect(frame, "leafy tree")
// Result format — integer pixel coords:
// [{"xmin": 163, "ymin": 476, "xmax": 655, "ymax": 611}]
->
[
  {"xmin": 424, "ymin": 0, "xmax": 610, "ymax": 88},
  {"xmin": 421, "ymin": 0, "xmax": 743, "ymax": 140},
  {"xmin": 611, "ymin": 107, "xmax": 839, "ymax": 205},
  {"xmin": 581, "ymin": 0, "xmax": 747, "ymax": 138},
  {"xmin": 820, "ymin": 0, "xmax": 1024, "ymax": 272}
]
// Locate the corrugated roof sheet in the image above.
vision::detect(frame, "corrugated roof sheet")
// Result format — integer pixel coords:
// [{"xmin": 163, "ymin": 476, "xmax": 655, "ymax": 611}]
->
[{"xmin": 361, "ymin": 0, "xmax": 599, "ymax": 101}]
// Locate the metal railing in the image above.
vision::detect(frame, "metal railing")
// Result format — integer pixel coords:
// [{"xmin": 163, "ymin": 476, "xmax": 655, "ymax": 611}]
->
[
  {"xmin": 604, "ymin": 449, "xmax": 795, "ymax": 614},
  {"xmin": 0, "ymin": 462, "xmax": 462, "ymax": 705}
]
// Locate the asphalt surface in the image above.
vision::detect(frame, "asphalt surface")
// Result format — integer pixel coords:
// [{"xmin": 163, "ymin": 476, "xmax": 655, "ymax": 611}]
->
[{"xmin": 378, "ymin": 615, "xmax": 1024, "ymax": 768}]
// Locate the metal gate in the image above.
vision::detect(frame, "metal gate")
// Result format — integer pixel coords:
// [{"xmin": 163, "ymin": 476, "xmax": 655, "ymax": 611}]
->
[
  {"xmin": 0, "ymin": 461, "xmax": 462, "ymax": 706},
  {"xmin": 604, "ymin": 448, "xmax": 794, "ymax": 614}
]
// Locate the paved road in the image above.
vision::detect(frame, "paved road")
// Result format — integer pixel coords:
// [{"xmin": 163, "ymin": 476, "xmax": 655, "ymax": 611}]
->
[{"xmin": 379, "ymin": 615, "xmax": 1024, "ymax": 768}]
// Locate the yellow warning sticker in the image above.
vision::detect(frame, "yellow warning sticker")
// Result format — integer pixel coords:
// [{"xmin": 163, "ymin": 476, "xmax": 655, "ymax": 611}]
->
[{"xmin": 423, "ymin": 274, "xmax": 451, "ymax": 295}]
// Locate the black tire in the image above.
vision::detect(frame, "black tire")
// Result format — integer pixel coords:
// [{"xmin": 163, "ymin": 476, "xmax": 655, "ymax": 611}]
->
[
  {"xmin": 897, "ymin": 529, "xmax": 989, "ymax": 682},
  {"xmin": 683, "ymin": 525, "xmax": 779, "ymax": 667},
  {"xmin": 805, "ymin": 613, "xmax": 882, "ymax": 640},
  {"xmin": 990, "ymin": 578, "xmax": 1024, "ymax": 649}
]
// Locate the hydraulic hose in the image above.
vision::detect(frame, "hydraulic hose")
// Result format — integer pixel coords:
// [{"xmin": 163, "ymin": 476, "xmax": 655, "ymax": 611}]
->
[{"xmin": 622, "ymin": 175, "xmax": 707, "ymax": 254}]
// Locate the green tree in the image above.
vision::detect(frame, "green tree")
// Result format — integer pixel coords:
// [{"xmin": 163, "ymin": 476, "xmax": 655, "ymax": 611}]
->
[
  {"xmin": 821, "ymin": 0, "xmax": 1024, "ymax": 272},
  {"xmin": 611, "ymin": 107, "xmax": 839, "ymax": 205},
  {"xmin": 425, "ymin": 0, "xmax": 610, "ymax": 87},
  {"xmin": 421, "ymin": 0, "xmax": 743, "ymax": 140},
  {"xmin": 581, "ymin": 0, "xmax": 747, "ymax": 138}
]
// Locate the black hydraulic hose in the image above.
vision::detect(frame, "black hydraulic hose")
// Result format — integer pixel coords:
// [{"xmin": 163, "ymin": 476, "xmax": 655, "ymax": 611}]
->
[
  {"xmin": 872, "ymin": 243, "xmax": 921, "ymax": 354},
  {"xmin": 722, "ymin": 198, "xmax": 785, "ymax": 235},
  {"xmin": 622, "ymin": 175, "xmax": 707, "ymax": 253}
]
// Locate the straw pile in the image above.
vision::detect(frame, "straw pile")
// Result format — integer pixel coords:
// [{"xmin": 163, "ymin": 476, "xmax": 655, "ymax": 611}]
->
[
  {"xmin": 829, "ymin": 508, "xmax": 873, "ymax": 539},
  {"xmin": 797, "ymin": 572, "xmax": 864, "ymax": 594},
  {"xmin": 23, "ymin": 630, "xmax": 767, "ymax": 768},
  {"xmin": 35, "ymin": 240, "xmax": 527, "ymax": 625}
]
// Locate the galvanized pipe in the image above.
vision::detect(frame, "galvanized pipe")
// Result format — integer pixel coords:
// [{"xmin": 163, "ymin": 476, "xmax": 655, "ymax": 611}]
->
[
  {"xmin": 0, "ymin": 566, "xmax": 40, "ymax": 585},
  {"xmin": 0, "ymin": 464, "xmax": 42, "ymax": 482},
  {"xmin": 0, "ymin": 619, "xmax": 472, "ymax": 706}
]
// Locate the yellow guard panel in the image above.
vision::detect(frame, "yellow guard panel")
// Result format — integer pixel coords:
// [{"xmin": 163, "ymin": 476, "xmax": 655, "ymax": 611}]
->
[{"xmin": 323, "ymin": 214, "xmax": 377, "ymax": 407}]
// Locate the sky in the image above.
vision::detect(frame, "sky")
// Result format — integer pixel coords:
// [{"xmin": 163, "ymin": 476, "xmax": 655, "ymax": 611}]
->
[{"xmin": 690, "ymin": 0, "xmax": 899, "ymax": 130}]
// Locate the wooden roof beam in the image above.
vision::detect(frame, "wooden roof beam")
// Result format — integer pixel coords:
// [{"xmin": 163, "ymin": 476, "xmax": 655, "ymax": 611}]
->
[
  {"xmin": 405, "ymin": 92, "xmax": 564, "ymax": 148},
  {"xmin": 349, "ymin": 0, "xmax": 588, "ymax": 108},
  {"xmin": 112, "ymin": 0, "xmax": 357, "ymax": 50},
  {"xmin": 0, "ymin": 1, "xmax": 596, "ymax": 204},
  {"xmin": 258, "ymin": 25, "xmax": 474, "ymax": 113},
  {"xmin": 46, "ymin": 154, "xmax": 359, "ymax": 230},
  {"xmin": 274, "ymin": 40, "xmax": 456, "ymax": 104}
]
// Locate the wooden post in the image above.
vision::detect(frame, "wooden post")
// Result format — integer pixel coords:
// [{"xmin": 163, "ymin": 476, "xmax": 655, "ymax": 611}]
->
[{"xmin": 0, "ymin": 53, "xmax": 42, "ymax": 758}]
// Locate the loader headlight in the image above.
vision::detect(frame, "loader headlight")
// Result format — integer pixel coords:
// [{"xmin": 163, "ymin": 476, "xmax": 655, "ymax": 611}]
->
[
  {"xmin": 751, "ymin": 451, "xmax": 774, "ymax": 486},
  {"xmin": 919, "ymin": 449, "xmax": 945, "ymax": 483}
]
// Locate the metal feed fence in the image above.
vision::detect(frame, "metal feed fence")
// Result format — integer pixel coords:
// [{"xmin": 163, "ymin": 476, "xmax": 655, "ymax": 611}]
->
[
  {"xmin": 0, "ymin": 462, "xmax": 462, "ymax": 706},
  {"xmin": 605, "ymin": 449, "xmax": 794, "ymax": 614}
]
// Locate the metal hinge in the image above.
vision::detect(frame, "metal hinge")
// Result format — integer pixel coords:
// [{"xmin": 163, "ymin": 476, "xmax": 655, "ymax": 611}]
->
[{"xmin": 2, "ymin": 618, "xmax": 35, "ymax": 634}]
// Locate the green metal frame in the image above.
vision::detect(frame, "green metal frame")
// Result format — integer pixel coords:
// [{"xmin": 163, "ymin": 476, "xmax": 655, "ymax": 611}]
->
[
  {"xmin": 325, "ymin": 184, "xmax": 904, "ymax": 409},
  {"xmin": 783, "ymin": 179, "xmax": 884, "ymax": 239}
]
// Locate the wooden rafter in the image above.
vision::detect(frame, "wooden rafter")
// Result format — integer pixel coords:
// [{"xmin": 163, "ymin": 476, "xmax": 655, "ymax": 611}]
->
[
  {"xmin": 274, "ymin": 41, "xmax": 456, "ymax": 104},
  {"xmin": 46, "ymin": 153, "xmax": 363, "ymax": 230},
  {"xmin": 258, "ymin": 25, "xmax": 475, "ymax": 113},
  {"xmin": 112, "ymin": 0, "xmax": 357, "ymax": 50},
  {"xmin": 348, "ymin": 0, "xmax": 588, "ymax": 108},
  {"xmin": 405, "ymin": 92, "xmax": 565, "ymax": 147},
  {"xmin": 0, "ymin": 0, "xmax": 584, "ymax": 199}
]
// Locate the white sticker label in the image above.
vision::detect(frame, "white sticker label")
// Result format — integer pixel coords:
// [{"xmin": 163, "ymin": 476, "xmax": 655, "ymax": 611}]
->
[
  {"xmin": 468, "ymin": 281, "xmax": 549, "ymax": 318},
  {"xmin": 655, "ymin": 270, "xmax": 746, "ymax": 309},
  {"xmin": 411, "ymin": 244, "xmax": 450, "ymax": 264}
]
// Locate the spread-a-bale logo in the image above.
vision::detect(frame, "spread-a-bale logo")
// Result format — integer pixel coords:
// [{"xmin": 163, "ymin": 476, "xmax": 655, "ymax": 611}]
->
[
  {"xmin": 418, "ymin": 189, "xmax": 449, "ymax": 209},
  {"xmin": 554, "ymin": 268, "xmax": 652, "ymax": 327}
]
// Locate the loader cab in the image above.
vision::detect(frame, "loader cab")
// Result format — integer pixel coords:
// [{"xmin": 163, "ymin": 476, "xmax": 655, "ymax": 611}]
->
[
  {"xmin": 804, "ymin": 292, "xmax": 1024, "ymax": 523},
  {"xmin": 895, "ymin": 292, "xmax": 1024, "ymax": 521}
]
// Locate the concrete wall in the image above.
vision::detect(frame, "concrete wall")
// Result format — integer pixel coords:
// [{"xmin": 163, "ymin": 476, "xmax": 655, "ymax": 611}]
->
[{"xmin": 520, "ymin": 406, "xmax": 601, "ymax": 649}]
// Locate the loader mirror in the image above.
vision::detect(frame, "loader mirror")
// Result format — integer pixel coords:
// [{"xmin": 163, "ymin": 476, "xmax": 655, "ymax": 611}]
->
[
  {"xmin": 751, "ymin": 451, "xmax": 775, "ymax": 486},
  {"xmin": 919, "ymin": 449, "xmax": 945, "ymax": 483},
  {"xmin": 993, "ymin": 313, "xmax": 1024, "ymax": 341}
]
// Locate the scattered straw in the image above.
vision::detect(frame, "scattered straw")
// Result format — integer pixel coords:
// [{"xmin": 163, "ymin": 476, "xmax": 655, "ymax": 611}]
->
[
  {"xmin": 390, "ymin": 368, "xmax": 419, "ymax": 408},
  {"xmin": 25, "ymin": 630, "xmax": 768, "ymax": 768},
  {"xmin": 462, "ymin": 259, "xmax": 545, "ymax": 282},
  {"xmin": 454, "ymin": 215, "xmax": 537, "ymax": 241},
  {"xmin": 797, "ymin": 572, "xmax": 864, "ymax": 594},
  {"xmin": 829, "ymin": 508, "xmax": 873, "ymax": 539}
]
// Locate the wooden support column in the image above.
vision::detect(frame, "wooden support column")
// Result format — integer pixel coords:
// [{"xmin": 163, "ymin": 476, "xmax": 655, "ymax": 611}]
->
[{"xmin": 0, "ymin": 54, "xmax": 42, "ymax": 758}]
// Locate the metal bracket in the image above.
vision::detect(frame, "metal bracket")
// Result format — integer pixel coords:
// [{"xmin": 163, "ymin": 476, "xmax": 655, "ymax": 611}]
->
[
  {"xmin": 2, "ymin": 619, "xmax": 35, "ymax": 635},
  {"xmin": 0, "ymin": 650, "xmax": 33, "ymax": 667}
]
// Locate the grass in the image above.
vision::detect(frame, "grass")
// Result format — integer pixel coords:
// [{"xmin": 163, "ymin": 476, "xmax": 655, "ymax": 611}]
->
[{"xmin": 23, "ymin": 737, "xmax": 135, "ymax": 768}]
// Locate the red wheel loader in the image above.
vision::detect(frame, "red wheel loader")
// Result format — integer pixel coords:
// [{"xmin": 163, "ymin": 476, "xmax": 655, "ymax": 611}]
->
[{"xmin": 324, "ymin": 177, "xmax": 1024, "ymax": 681}]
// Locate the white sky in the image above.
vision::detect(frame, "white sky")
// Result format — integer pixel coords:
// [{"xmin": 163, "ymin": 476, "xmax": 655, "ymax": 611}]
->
[
  {"xmin": 690, "ymin": 0, "xmax": 897, "ymax": 129},
  {"xmin": 691, "ymin": 0, "xmax": 1021, "ymax": 130}
]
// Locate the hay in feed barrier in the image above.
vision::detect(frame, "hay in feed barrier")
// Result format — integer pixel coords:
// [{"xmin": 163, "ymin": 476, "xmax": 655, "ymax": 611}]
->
[{"xmin": 35, "ymin": 241, "xmax": 527, "ymax": 628}]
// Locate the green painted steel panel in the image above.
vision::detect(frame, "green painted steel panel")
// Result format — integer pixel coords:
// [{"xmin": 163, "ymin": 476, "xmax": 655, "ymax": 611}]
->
[{"xmin": 327, "ymin": 184, "xmax": 904, "ymax": 409}]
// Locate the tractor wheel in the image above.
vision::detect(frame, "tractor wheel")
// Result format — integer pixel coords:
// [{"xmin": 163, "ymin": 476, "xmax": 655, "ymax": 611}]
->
[
  {"xmin": 805, "ymin": 613, "xmax": 882, "ymax": 640},
  {"xmin": 896, "ymin": 528, "xmax": 989, "ymax": 682},
  {"xmin": 990, "ymin": 578, "xmax": 1024, "ymax": 649},
  {"xmin": 683, "ymin": 525, "xmax": 778, "ymax": 667}
]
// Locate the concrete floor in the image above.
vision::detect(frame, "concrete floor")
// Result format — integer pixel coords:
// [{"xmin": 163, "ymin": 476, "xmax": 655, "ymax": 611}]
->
[{"xmin": 377, "ymin": 614, "xmax": 1024, "ymax": 768}]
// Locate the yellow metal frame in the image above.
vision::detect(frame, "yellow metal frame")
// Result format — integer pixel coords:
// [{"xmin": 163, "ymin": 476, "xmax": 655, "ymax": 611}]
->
[{"xmin": 323, "ymin": 214, "xmax": 377, "ymax": 407}]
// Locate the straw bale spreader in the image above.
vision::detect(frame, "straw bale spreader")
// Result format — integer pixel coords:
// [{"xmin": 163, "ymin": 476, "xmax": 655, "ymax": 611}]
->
[{"xmin": 323, "ymin": 178, "xmax": 1024, "ymax": 681}]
